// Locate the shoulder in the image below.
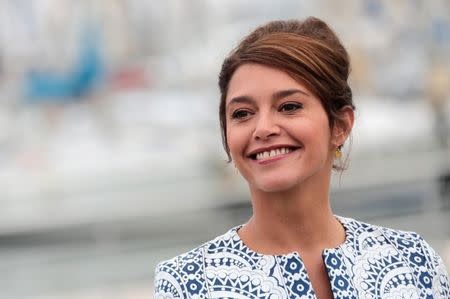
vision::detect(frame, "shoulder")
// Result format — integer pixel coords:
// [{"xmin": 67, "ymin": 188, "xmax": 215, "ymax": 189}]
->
[
  {"xmin": 153, "ymin": 227, "xmax": 239, "ymax": 299},
  {"xmin": 153, "ymin": 242, "xmax": 209, "ymax": 299},
  {"xmin": 338, "ymin": 215, "xmax": 429, "ymax": 249},
  {"xmin": 338, "ymin": 216, "xmax": 450, "ymax": 296},
  {"xmin": 338, "ymin": 216, "xmax": 429, "ymax": 265}
]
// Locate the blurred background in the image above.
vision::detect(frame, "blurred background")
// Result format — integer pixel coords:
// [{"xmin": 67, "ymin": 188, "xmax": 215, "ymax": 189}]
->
[{"xmin": 0, "ymin": 0, "xmax": 449, "ymax": 298}]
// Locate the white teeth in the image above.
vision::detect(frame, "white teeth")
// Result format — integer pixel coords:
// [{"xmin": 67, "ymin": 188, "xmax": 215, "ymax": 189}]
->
[{"xmin": 255, "ymin": 147, "xmax": 294, "ymax": 160}]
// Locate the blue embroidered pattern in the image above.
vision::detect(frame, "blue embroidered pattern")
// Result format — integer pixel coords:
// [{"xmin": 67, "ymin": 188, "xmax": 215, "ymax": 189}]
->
[{"xmin": 154, "ymin": 216, "xmax": 450, "ymax": 298}]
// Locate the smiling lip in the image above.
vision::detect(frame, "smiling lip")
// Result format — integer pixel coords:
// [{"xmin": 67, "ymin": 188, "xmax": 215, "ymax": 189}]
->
[
  {"xmin": 246, "ymin": 144, "xmax": 300, "ymax": 165},
  {"xmin": 254, "ymin": 152, "xmax": 293, "ymax": 165}
]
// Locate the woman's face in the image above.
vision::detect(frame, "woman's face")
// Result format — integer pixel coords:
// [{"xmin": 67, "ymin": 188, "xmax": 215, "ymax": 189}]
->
[{"xmin": 225, "ymin": 63, "xmax": 341, "ymax": 193}]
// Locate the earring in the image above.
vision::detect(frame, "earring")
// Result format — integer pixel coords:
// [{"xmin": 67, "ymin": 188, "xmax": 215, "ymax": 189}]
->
[
  {"xmin": 335, "ymin": 145, "xmax": 343, "ymax": 158},
  {"xmin": 233, "ymin": 162, "xmax": 239, "ymax": 174}
]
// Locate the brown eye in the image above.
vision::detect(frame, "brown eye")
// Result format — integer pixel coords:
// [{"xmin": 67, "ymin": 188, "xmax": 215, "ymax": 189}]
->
[
  {"xmin": 231, "ymin": 109, "xmax": 252, "ymax": 119},
  {"xmin": 279, "ymin": 102, "xmax": 303, "ymax": 112}
]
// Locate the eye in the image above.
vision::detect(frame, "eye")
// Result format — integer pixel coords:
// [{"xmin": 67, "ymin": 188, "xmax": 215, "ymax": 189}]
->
[
  {"xmin": 279, "ymin": 102, "xmax": 303, "ymax": 112},
  {"xmin": 231, "ymin": 109, "xmax": 252, "ymax": 119}
]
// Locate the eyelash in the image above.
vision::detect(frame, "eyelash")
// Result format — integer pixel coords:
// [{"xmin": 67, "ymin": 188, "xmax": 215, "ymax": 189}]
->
[
  {"xmin": 230, "ymin": 102, "xmax": 303, "ymax": 120},
  {"xmin": 231, "ymin": 109, "xmax": 252, "ymax": 119},
  {"xmin": 279, "ymin": 102, "xmax": 303, "ymax": 112}
]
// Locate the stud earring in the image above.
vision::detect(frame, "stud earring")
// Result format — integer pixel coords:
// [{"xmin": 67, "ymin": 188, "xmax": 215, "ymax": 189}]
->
[{"xmin": 335, "ymin": 145, "xmax": 343, "ymax": 158}]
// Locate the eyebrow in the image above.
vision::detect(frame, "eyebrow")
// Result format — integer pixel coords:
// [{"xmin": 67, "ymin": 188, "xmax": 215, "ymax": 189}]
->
[
  {"xmin": 227, "ymin": 88, "xmax": 310, "ymax": 107},
  {"xmin": 273, "ymin": 88, "xmax": 310, "ymax": 100}
]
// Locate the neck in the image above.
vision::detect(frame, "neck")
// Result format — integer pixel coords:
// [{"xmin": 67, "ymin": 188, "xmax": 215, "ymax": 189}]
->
[{"xmin": 240, "ymin": 167, "xmax": 345, "ymax": 255}]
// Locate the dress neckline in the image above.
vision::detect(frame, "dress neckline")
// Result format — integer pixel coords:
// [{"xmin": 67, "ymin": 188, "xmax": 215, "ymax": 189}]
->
[{"xmin": 228, "ymin": 215, "xmax": 352, "ymax": 258}]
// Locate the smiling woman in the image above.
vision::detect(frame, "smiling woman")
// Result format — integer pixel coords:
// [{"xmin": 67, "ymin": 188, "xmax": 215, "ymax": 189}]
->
[
  {"xmin": 154, "ymin": 17, "xmax": 449, "ymax": 299},
  {"xmin": 224, "ymin": 64, "xmax": 349, "ymax": 195}
]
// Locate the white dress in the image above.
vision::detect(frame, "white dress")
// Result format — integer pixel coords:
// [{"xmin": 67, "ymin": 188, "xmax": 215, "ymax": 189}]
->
[{"xmin": 154, "ymin": 216, "xmax": 450, "ymax": 298}]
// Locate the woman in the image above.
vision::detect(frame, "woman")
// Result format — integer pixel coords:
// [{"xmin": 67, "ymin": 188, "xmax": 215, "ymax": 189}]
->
[{"xmin": 154, "ymin": 17, "xmax": 449, "ymax": 298}]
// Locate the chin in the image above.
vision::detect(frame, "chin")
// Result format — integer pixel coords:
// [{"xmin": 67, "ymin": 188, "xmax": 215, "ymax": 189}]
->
[{"xmin": 252, "ymin": 176, "xmax": 300, "ymax": 193}]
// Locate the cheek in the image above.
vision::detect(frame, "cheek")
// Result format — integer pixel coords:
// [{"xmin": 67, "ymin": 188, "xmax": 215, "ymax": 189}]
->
[
  {"xmin": 312, "ymin": 124, "xmax": 331, "ymax": 144},
  {"xmin": 227, "ymin": 126, "xmax": 251, "ymax": 161},
  {"xmin": 226, "ymin": 125, "xmax": 246, "ymax": 159},
  {"xmin": 301, "ymin": 118, "xmax": 332, "ymax": 152}
]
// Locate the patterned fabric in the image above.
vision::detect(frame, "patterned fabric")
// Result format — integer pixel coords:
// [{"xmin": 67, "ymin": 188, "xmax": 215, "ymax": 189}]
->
[{"xmin": 154, "ymin": 216, "xmax": 450, "ymax": 298}]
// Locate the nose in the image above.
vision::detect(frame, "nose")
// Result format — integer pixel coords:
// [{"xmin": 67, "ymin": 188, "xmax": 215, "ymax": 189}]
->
[{"xmin": 253, "ymin": 113, "xmax": 280, "ymax": 140}]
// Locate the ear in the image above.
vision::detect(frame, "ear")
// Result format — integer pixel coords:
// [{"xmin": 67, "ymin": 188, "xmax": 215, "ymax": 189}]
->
[{"xmin": 331, "ymin": 106, "xmax": 354, "ymax": 148}]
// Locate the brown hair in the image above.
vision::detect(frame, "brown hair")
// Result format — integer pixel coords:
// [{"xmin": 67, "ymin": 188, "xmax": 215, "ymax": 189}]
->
[{"xmin": 218, "ymin": 17, "xmax": 355, "ymax": 170}]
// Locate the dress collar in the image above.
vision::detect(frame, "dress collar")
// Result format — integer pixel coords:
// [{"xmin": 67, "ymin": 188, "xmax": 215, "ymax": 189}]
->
[{"xmin": 226, "ymin": 215, "xmax": 356, "ymax": 257}]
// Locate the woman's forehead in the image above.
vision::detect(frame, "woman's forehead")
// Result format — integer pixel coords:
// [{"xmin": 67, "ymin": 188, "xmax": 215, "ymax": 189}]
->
[{"xmin": 226, "ymin": 63, "xmax": 311, "ymax": 104}]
